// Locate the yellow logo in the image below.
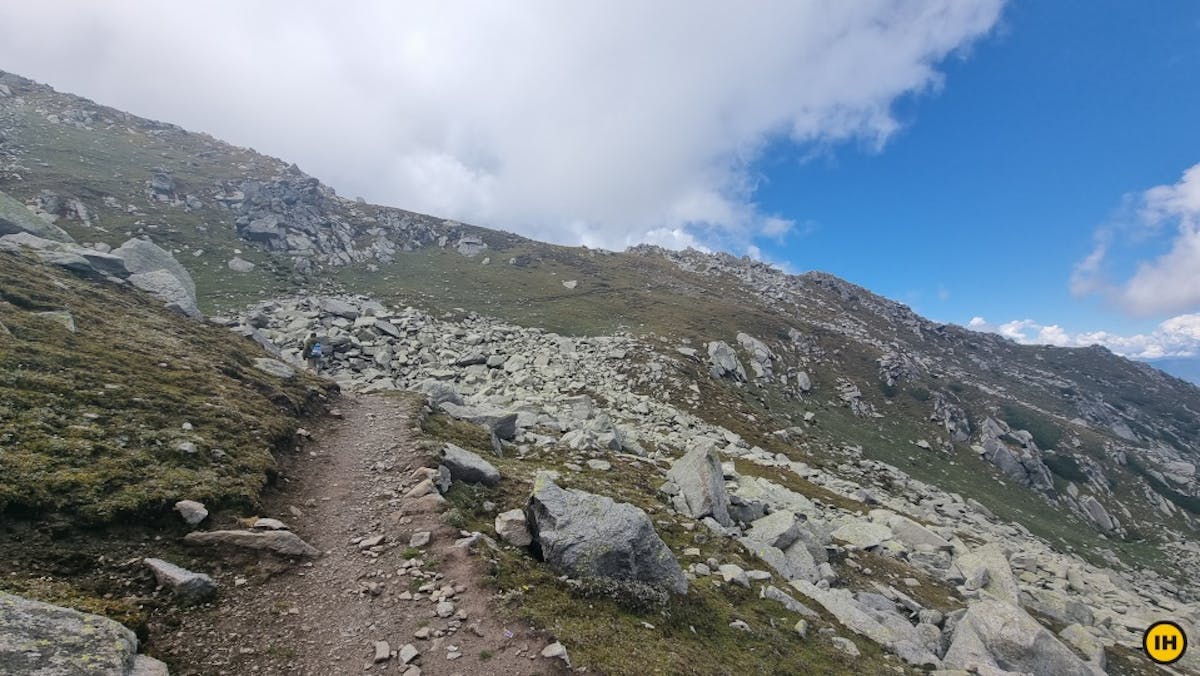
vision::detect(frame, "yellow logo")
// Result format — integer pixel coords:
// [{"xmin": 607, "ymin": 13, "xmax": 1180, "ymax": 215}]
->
[{"xmin": 1143, "ymin": 621, "xmax": 1187, "ymax": 665}]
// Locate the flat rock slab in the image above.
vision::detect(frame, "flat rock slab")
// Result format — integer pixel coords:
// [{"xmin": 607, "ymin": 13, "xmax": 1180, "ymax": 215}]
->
[
  {"xmin": 184, "ymin": 529, "xmax": 320, "ymax": 558},
  {"xmin": 0, "ymin": 591, "xmax": 140, "ymax": 674}
]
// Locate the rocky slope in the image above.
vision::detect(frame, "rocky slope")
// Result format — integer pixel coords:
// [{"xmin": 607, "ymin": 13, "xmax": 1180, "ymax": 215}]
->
[{"xmin": 3, "ymin": 68, "xmax": 1200, "ymax": 674}]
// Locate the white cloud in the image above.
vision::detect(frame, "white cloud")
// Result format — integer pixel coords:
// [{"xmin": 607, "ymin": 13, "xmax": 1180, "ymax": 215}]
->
[
  {"xmin": 967, "ymin": 313, "xmax": 1200, "ymax": 360},
  {"xmin": 0, "ymin": 1, "xmax": 1003, "ymax": 252},
  {"xmin": 1072, "ymin": 162, "xmax": 1200, "ymax": 316}
]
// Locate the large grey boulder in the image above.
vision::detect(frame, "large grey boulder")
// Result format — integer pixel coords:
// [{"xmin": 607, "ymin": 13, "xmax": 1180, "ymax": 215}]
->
[
  {"xmin": 440, "ymin": 402, "xmax": 518, "ymax": 440},
  {"xmin": 942, "ymin": 599, "xmax": 1095, "ymax": 676},
  {"xmin": 665, "ymin": 442, "xmax": 731, "ymax": 526},
  {"xmin": 526, "ymin": 474, "xmax": 687, "ymax": 594},
  {"xmin": 184, "ymin": 529, "xmax": 320, "ymax": 557},
  {"xmin": 144, "ymin": 557, "xmax": 217, "ymax": 605},
  {"xmin": 129, "ymin": 270, "xmax": 201, "ymax": 319},
  {"xmin": 0, "ymin": 190, "xmax": 73, "ymax": 243},
  {"xmin": 441, "ymin": 443, "xmax": 501, "ymax": 486},
  {"xmin": 0, "ymin": 591, "xmax": 164, "ymax": 674},
  {"xmin": 112, "ymin": 237, "xmax": 197, "ymax": 298},
  {"xmin": 1080, "ymin": 496, "xmax": 1115, "ymax": 532},
  {"xmin": 707, "ymin": 341, "xmax": 747, "ymax": 381}
]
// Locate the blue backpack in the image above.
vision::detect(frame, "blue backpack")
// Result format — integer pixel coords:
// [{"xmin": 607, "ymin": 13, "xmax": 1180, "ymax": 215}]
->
[{"xmin": 310, "ymin": 342, "xmax": 323, "ymax": 358}]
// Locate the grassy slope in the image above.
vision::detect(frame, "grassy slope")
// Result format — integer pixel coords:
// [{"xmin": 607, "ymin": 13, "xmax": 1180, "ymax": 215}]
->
[{"xmin": 0, "ymin": 251, "xmax": 334, "ymax": 523}]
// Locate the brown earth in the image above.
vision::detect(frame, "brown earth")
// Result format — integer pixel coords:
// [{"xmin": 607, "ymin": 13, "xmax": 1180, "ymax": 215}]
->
[{"xmin": 154, "ymin": 393, "xmax": 565, "ymax": 675}]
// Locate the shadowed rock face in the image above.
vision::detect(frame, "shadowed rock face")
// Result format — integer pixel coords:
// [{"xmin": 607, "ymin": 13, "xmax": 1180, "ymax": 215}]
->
[{"xmin": 526, "ymin": 474, "xmax": 687, "ymax": 594}]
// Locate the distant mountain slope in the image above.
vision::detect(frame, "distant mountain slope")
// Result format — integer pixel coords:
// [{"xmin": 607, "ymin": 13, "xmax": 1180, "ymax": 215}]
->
[{"xmin": 1147, "ymin": 356, "xmax": 1200, "ymax": 386}]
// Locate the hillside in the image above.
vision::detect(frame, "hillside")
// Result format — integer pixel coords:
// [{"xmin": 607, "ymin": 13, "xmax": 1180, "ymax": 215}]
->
[{"xmin": 2, "ymin": 68, "xmax": 1199, "ymax": 674}]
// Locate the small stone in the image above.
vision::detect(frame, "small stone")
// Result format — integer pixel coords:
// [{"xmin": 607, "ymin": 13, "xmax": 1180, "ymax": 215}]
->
[
  {"xmin": 729, "ymin": 619, "xmax": 752, "ymax": 632},
  {"xmin": 435, "ymin": 601, "xmax": 455, "ymax": 618},
  {"xmin": 830, "ymin": 636, "xmax": 859, "ymax": 657},
  {"xmin": 414, "ymin": 627, "xmax": 431, "ymax": 639},
  {"xmin": 586, "ymin": 459, "xmax": 612, "ymax": 471},
  {"xmin": 794, "ymin": 619, "xmax": 808, "ymax": 638},
  {"xmin": 541, "ymin": 642, "xmax": 570, "ymax": 665},
  {"xmin": 399, "ymin": 643, "xmax": 419, "ymax": 664},
  {"xmin": 373, "ymin": 640, "xmax": 390, "ymax": 663},
  {"xmin": 718, "ymin": 564, "xmax": 750, "ymax": 588},
  {"xmin": 173, "ymin": 500, "xmax": 208, "ymax": 526},
  {"xmin": 409, "ymin": 531, "xmax": 431, "ymax": 548},
  {"xmin": 359, "ymin": 534, "xmax": 386, "ymax": 549}
]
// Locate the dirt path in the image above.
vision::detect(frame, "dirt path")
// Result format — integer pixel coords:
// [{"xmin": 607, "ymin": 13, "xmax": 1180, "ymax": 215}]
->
[{"xmin": 156, "ymin": 394, "xmax": 560, "ymax": 675}]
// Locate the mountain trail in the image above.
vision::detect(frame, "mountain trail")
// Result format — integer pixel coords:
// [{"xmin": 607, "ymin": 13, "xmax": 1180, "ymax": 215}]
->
[{"xmin": 157, "ymin": 394, "xmax": 559, "ymax": 675}]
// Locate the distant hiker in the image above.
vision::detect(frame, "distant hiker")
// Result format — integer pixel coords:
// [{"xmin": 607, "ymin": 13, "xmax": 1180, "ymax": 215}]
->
[{"xmin": 302, "ymin": 332, "xmax": 323, "ymax": 373}]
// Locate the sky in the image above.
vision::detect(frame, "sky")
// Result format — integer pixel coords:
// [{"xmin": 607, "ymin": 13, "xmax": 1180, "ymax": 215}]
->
[{"xmin": 0, "ymin": 1, "xmax": 1198, "ymax": 364}]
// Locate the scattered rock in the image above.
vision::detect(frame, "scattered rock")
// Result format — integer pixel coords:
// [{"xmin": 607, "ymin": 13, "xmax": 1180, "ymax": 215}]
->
[
  {"xmin": 541, "ymin": 641, "xmax": 570, "ymax": 666},
  {"xmin": 174, "ymin": 499, "xmax": 209, "ymax": 526},
  {"xmin": 227, "ymin": 256, "xmax": 256, "ymax": 272},
  {"xmin": 830, "ymin": 636, "xmax": 860, "ymax": 657},
  {"xmin": 399, "ymin": 643, "xmax": 420, "ymax": 664},
  {"xmin": 495, "ymin": 509, "xmax": 532, "ymax": 547},
  {"xmin": 144, "ymin": 557, "xmax": 217, "ymax": 605},
  {"xmin": 441, "ymin": 444, "xmax": 501, "ymax": 486},
  {"xmin": 439, "ymin": 402, "xmax": 518, "ymax": 440}
]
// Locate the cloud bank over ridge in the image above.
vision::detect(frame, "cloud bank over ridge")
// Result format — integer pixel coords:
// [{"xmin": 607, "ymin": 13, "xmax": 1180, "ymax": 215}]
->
[{"xmin": 0, "ymin": 1, "xmax": 1003, "ymax": 252}]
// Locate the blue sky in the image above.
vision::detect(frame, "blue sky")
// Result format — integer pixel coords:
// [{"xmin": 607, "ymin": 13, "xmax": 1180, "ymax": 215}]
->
[
  {"xmin": 752, "ymin": 0, "xmax": 1200, "ymax": 351},
  {"xmin": 2, "ymin": 1, "xmax": 1199, "ymax": 363}
]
